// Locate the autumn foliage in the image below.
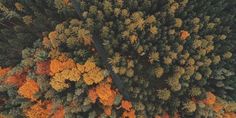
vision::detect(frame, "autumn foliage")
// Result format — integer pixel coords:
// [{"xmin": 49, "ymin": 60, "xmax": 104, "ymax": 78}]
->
[
  {"xmin": 36, "ymin": 61, "xmax": 50, "ymax": 75},
  {"xmin": 49, "ymin": 58, "xmax": 104, "ymax": 91},
  {"xmin": 122, "ymin": 109, "xmax": 136, "ymax": 118},
  {"xmin": 203, "ymin": 92, "xmax": 216, "ymax": 105},
  {"xmin": 50, "ymin": 58, "xmax": 76, "ymax": 75},
  {"xmin": 24, "ymin": 101, "xmax": 52, "ymax": 118},
  {"xmin": 121, "ymin": 100, "xmax": 132, "ymax": 111},
  {"xmin": 0, "ymin": 0, "xmax": 235, "ymax": 117},
  {"xmin": 180, "ymin": 30, "xmax": 190, "ymax": 40},
  {"xmin": 96, "ymin": 82, "xmax": 116, "ymax": 106},
  {"xmin": 88, "ymin": 88, "xmax": 98, "ymax": 103},
  {"xmin": 52, "ymin": 106, "xmax": 65, "ymax": 118},
  {"xmin": 4, "ymin": 72, "xmax": 27, "ymax": 87},
  {"xmin": 18, "ymin": 78, "xmax": 40, "ymax": 101},
  {"xmin": 0, "ymin": 67, "xmax": 10, "ymax": 77}
]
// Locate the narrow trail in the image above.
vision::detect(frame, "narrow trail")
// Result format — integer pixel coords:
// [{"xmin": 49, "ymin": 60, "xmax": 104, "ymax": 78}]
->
[{"xmin": 70, "ymin": 0, "xmax": 130, "ymax": 100}]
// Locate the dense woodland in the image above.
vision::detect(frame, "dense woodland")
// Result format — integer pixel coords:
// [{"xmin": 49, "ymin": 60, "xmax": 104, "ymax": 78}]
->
[{"xmin": 0, "ymin": 0, "xmax": 235, "ymax": 118}]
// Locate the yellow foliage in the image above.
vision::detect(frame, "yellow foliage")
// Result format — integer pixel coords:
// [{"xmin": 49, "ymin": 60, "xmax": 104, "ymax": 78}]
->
[
  {"xmin": 83, "ymin": 67, "xmax": 104, "ymax": 85},
  {"xmin": 129, "ymin": 35, "xmax": 138, "ymax": 44},
  {"xmin": 22, "ymin": 15, "xmax": 32, "ymax": 25},
  {"xmin": 183, "ymin": 100, "xmax": 196, "ymax": 112},
  {"xmin": 154, "ymin": 66, "xmax": 164, "ymax": 78},
  {"xmin": 50, "ymin": 67, "xmax": 81, "ymax": 91},
  {"xmin": 50, "ymin": 58, "xmax": 104, "ymax": 91},
  {"xmin": 84, "ymin": 59, "xmax": 96, "ymax": 72},
  {"xmin": 149, "ymin": 26, "xmax": 158, "ymax": 35},
  {"xmin": 50, "ymin": 77, "xmax": 69, "ymax": 91},
  {"xmin": 78, "ymin": 29, "xmax": 92, "ymax": 45},
  {"xmin": 48, "ymin": 31, "xmax": 59, "ymax": 48},
  {"xmin": 145, "ymin": 15, "xmax": 156, "ymax": 24},
  {"xmin": 175, "ymin": 18, "xmax": 183, "ymax": 27},
  {"xmin": 24, "ymin": 101, "xmax": 52, "ymax": 118},
  {"xmin": 15, "ymin": 2, "xmax": 24, "ymax": 11},
  {"xmin": 135, "ymin": 18, "xmax": 145, "ymax": 30}
]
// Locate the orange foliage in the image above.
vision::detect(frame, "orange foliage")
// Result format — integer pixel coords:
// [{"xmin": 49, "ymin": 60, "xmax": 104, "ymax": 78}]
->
[
  {"xmin": 62, "ymin": 59, "xmax": 76, "ymax": 69},
  {"xmin": 24, "ymin": 101, "xmax": 52, "ymax": 118},
  {"xmin": 88, "ymin": 88, "xmax": 98, "ymax": 103},
  {"xmin": 18, "ymin": 79, "xmax": 40, "ymax": 101},
  {"xmin": 162, "ymin": 112, "xmax": 170, "ymax": 118},
  {"xmin": 42, "ymin": 37, "xmax": 51, "ymax": 48},
  {"xmin": 203, "ymin": 92, "xmax": 216, "ymax": 105},
  {"xmin": 0, "ymin": 114, "xmax": 6, "ymax": 118},
  {"xmin": 213, "ymin": 104, "xmax": 224, "ymax": 112},
  {"xmin": 107, "ymin": 77, "xmax": 112, "ymax": 83},
  {"xmin": 0, "ymin": 67, "xmax": 10, "ymax": 77},
  {"xmin": 180, "ymin": 30, "xmax": 190, "ymax": 40},
  {"xmin": 155, "ymin": 116, "xmax": 161, "ymax": 118},
  {"xmin": 121, "ymin": 100, "xmax": 132, "ymax": 111},
  {"xmin": 96, "ymin": 82, "xmax": 116, "ymax": 106},
  {"xmin": 4, "ymin": 72, "xmax": 26, "ymax": 87},
  {"xmin": 36, "ymin": 61, "xmax": 50, "ymax": 75},
  {"xmin": 50, "ymin": 59, "xmax": 61, "ymax": 74},
  {"xmin": 52, "ymin": 106, "xmax": 65, "ymax": 118},
  {"xmin": 48, "ymin": 31, "xmax": 58, "ymax": 40},
  {"xmin": 122, "ymin": 109, "xmax": 136, "ymax": 118},
  {"xmin": 174, "ymin": 112, "xmax": 180, "ymax": 118},
  {"xmin": 104, "ymin": 106, "xmax": 112, "ymax": 116},
  {"xmin": 63, "ymin": 0, "xmax": 70, "ymax": 5},
  {"xmin": 50, "ymin": 58, "xmax": 76, "ymax": 75},
  {"xmin": 155, "ymin": 112, "xmax": 175, "ymax": 118},
  {"xmin": 223, "ymin": 112, "xmax": 236, "ymax": 118}
]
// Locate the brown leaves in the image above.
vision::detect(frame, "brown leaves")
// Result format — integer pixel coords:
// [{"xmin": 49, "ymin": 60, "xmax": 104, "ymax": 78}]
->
[
  {"xmin": 4, "ymin": 72, "xmax": 26, "ymax": 87},
  {"xmin": 36, "ymin": 61, "xmax": 50, "ymax": 75}
]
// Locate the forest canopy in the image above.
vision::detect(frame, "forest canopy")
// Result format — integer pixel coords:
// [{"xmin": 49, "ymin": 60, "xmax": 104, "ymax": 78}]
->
[{"xmin": 0, "ymin": 0, "xmax": 235, "ymax": 118}]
